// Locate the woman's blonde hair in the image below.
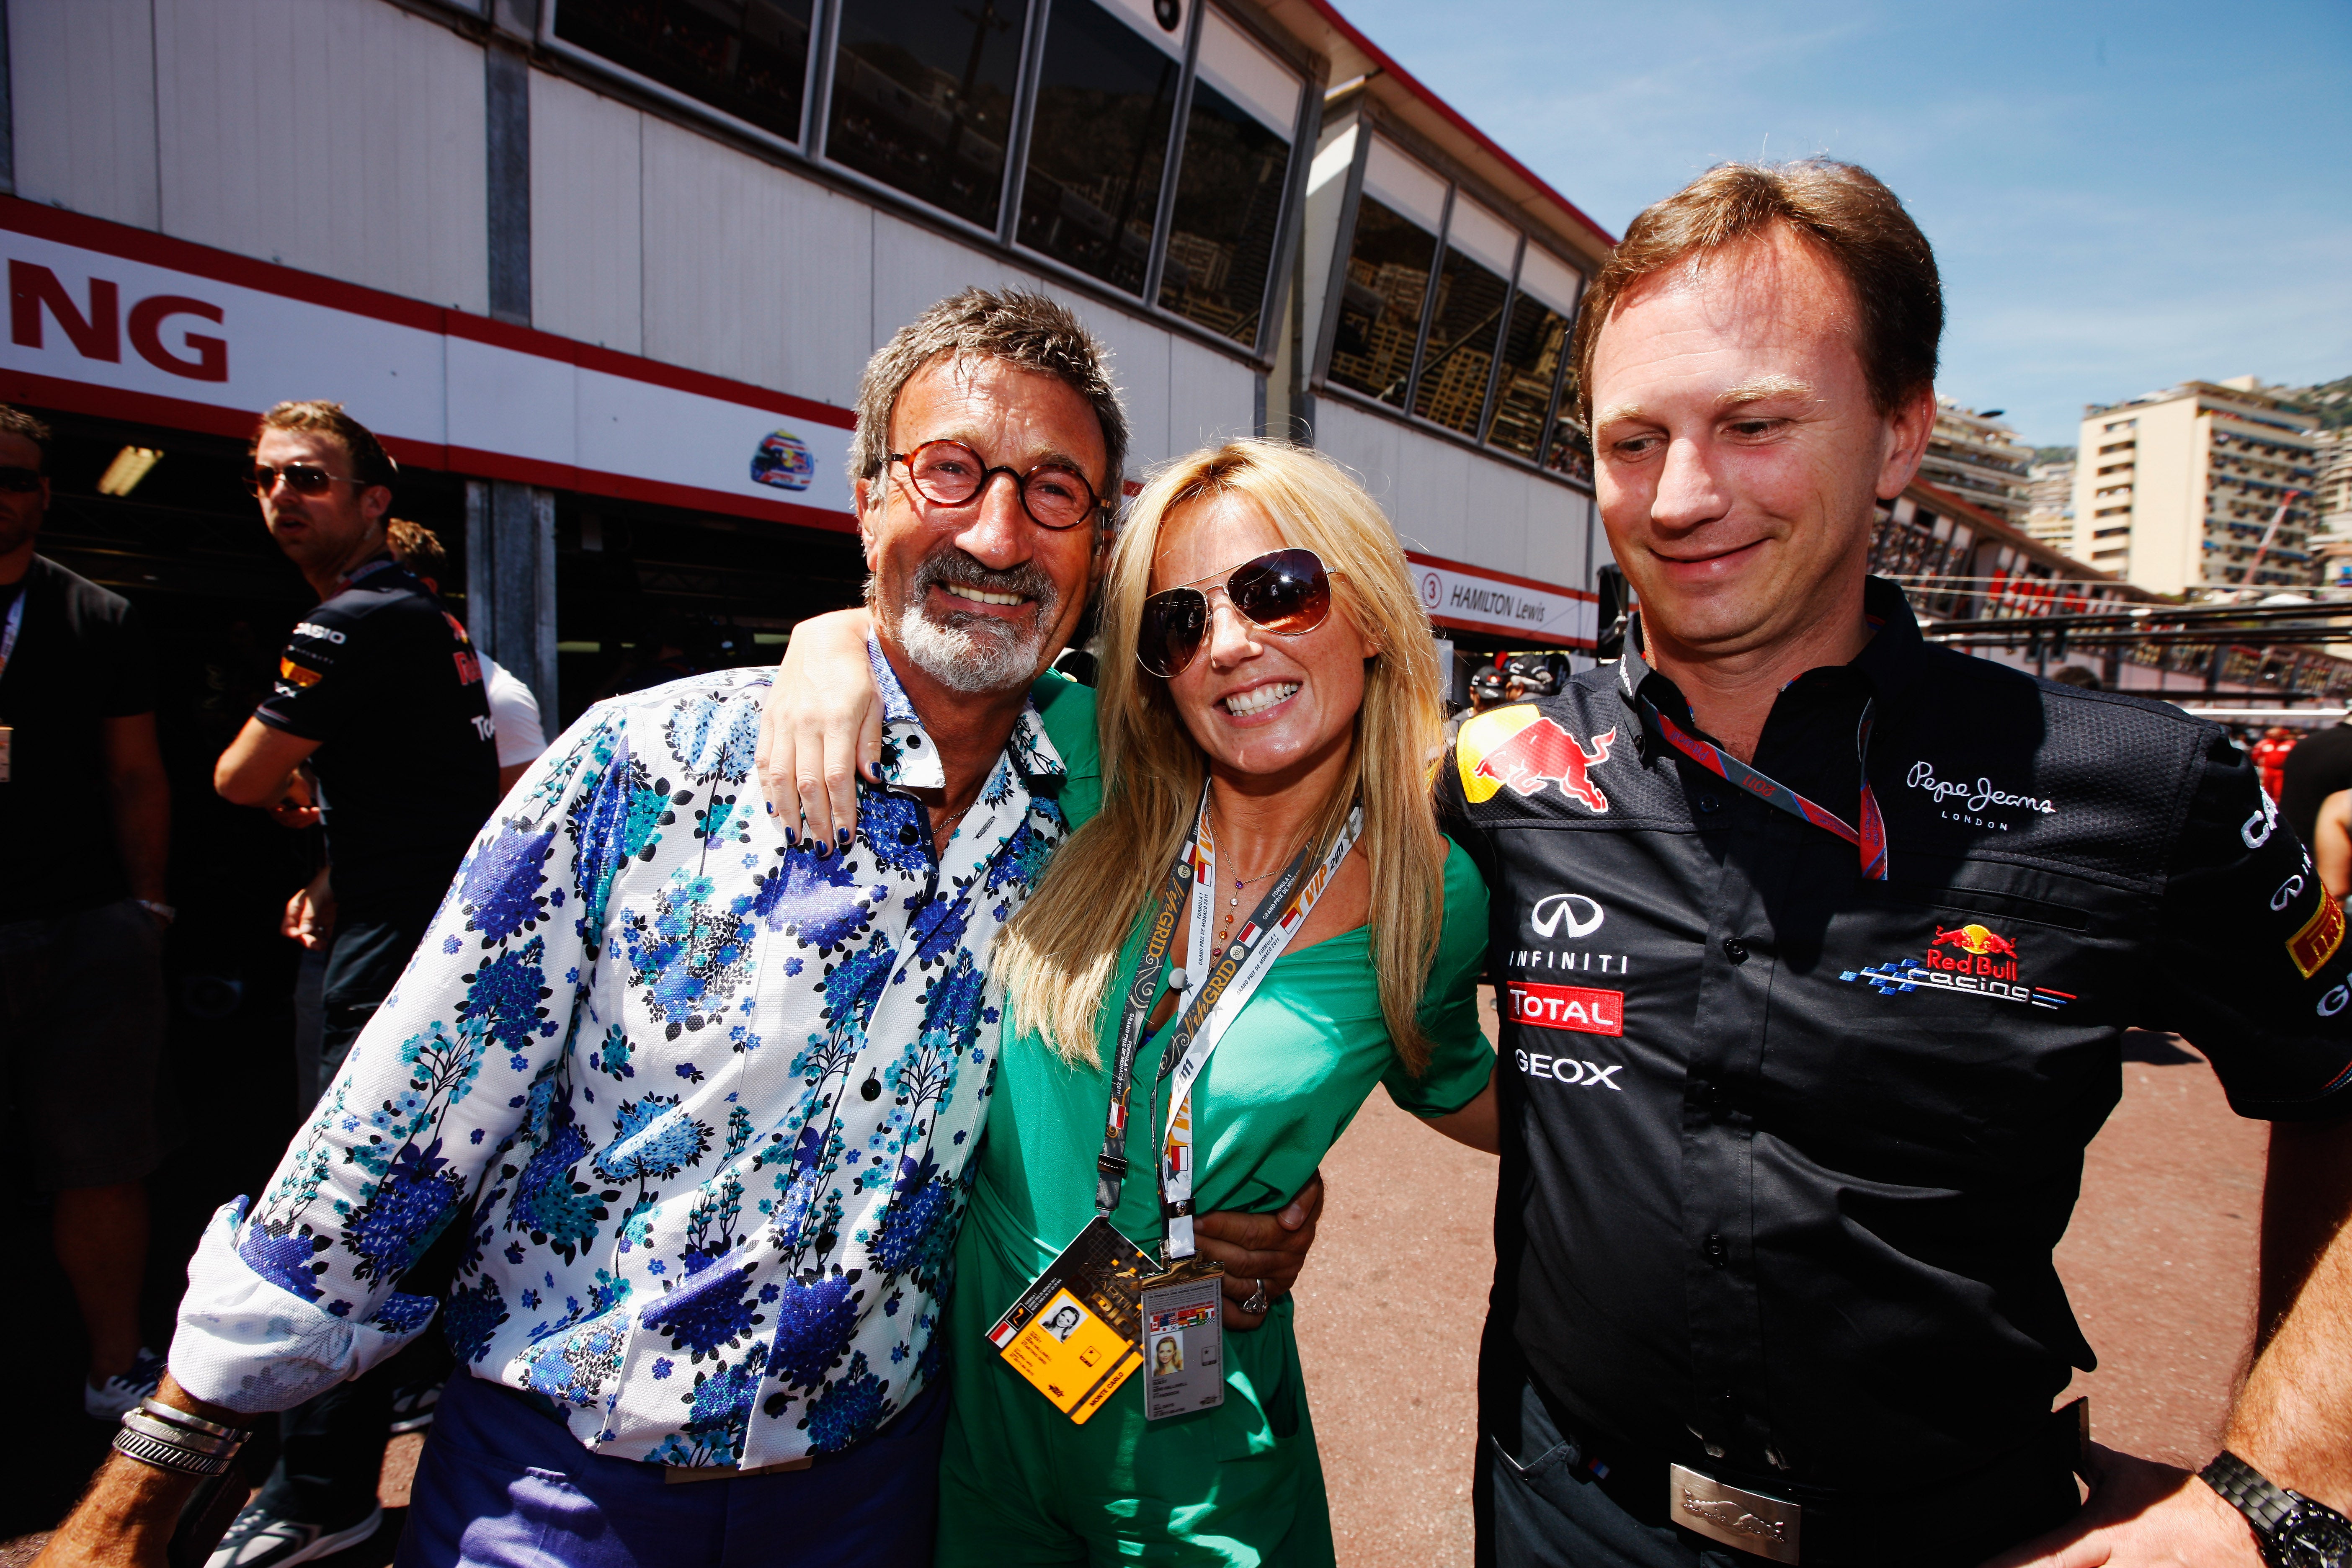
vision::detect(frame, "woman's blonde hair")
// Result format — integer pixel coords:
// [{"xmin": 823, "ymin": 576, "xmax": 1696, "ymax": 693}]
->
[{"xmin": 994, "ymin": 438, "xmax": 1450, "ymax": 1073}]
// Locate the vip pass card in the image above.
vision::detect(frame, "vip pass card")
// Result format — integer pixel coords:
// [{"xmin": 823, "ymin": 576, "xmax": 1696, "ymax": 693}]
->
[
  {"xmin": 987, "ymin": 1216, "xmax": 1156, "ymax": 1425},
  {"xmin": 1140, "ymin": 1260, "xmax": 1224, "ymax": 1421}
]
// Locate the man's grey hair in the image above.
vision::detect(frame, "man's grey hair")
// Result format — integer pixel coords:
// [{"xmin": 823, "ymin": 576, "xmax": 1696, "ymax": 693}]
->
[{"xmin": 849, "ymin": 287, "xmax": 1129, "ymax": 511}]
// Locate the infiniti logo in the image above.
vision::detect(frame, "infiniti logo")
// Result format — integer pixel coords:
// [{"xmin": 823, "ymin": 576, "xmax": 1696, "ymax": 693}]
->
[{"xmin": 1530, "ymin": 893, "xmax": 1604, "ymax": 939}]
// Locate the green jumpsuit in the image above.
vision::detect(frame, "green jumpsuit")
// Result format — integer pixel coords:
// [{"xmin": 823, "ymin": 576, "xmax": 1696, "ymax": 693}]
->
[{"xmin": 936, "ymin": 681, "xmax": 1495, "ymax": 1566}]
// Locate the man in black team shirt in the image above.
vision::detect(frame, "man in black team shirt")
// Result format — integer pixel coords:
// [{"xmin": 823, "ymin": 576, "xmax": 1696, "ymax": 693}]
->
[
  {"xmin": 0, "ymin": 405, "xmax": 177, "ymax": 1424},
  {"xmin": 1445, "ymin": 162, "xmax": 2352, "ymax": 1568},
  {"xmin": 211, "ymin": 400, "xmax": 498, "ymax": 1565}
]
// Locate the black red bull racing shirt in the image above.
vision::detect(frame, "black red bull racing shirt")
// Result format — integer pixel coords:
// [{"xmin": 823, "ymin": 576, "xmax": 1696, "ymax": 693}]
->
[{"xmin": 1437, "ymin": 574, "xmax": 2352, "ymax": 1499}]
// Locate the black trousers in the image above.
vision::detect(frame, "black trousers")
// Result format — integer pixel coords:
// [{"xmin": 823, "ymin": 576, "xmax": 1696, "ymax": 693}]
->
[
  {"xmin": 1478, "ymin": 1376, "xmax": 1747, "ymax": 1568},
  {"xmin": 257, "ymin": 891, "xmax": 452, "ymax": 1524},
  {"xmin": 1475, "ymin": 1373, "xmax": 2083, "ymax": 1568}
]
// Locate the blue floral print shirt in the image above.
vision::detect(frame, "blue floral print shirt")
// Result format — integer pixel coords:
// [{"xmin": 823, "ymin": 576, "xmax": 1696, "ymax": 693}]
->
[{"xmin": 171, "ymin": 645, "xmax": 1076, "ymax": 1467}]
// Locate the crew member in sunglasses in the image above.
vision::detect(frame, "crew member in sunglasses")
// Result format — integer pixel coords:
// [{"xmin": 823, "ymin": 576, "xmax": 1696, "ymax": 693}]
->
[
  {"xmin": 44, "ymin": 301, "xmax": 1321, "ymax": 1568},
  {"xmin": 202, "ymin": 401, "xmax": 501, "ymax": 1564},
  {"xmin": 758, "ymin": 438, "xmax": 1502, "ymax": 1565}
]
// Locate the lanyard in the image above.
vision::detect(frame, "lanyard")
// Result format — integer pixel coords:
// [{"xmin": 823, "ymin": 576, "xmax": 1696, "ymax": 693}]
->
[
  {"xmin": 1635, "ymin": 692, "xmax": 1888, "ymax": 880},
  {"xmin": 1095, "ymin": 788, "xmax": 1362, "ymax": 1260},
  {"xmin": 0, "ymin": 585, "xmax": 23, "ymax": 684}
]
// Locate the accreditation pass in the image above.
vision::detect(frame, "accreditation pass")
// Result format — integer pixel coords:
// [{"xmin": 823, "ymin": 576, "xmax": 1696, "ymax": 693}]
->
[
  {"xmin": 1139, "ymin": 1259, "xmax": 1224, "ymax": 1420},
  {"xmin": 986, "ymin": 1216, "xmax": 1155, "ymax": 1425}
]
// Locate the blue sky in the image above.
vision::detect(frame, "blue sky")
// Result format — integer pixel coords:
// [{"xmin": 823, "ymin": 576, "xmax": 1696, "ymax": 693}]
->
[{"xmin": 1335, "ymin": 0, "xmax": 2352, "ymax": 448}]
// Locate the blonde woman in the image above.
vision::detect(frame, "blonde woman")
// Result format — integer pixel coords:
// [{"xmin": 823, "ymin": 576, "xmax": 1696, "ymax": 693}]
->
[{"xmin": 765, "ymin": 440, "xmax": 1496, "ymax": 1565}]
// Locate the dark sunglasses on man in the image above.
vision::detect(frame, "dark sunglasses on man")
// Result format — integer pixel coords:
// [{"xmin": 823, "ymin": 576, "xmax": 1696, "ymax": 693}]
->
[
  {"xmin": 1136, "ymin": 547, "xmax": 1334, "ymax": 678},
  {"xmin": 243, "ymin": 462, "xmax": 366, "ymax": 498},
  {"xmin": 0, "ymin": 466, "xmax": 43, "ymax": 493},
  {"xmin": 888, "ymin": 439, "xmax": 1105, "ymax": 532}
]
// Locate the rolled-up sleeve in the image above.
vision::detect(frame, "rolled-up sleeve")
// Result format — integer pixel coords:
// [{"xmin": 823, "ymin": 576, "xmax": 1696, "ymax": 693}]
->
[{"xmin": 171, "ymin": 703, "xmax": 629, "ymax": 1412}]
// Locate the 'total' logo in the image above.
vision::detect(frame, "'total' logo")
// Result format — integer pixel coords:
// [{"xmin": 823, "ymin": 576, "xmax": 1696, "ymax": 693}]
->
[{"xmin": 1505, "ymin": 980, "xmax": 1623, "ymax": 1037}]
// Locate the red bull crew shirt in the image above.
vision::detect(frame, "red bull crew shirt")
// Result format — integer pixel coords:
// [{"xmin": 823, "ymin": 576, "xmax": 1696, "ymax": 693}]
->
[{"xmin": 1439, "ymin": 574, "xmax": 2352, "ymax": 1528}]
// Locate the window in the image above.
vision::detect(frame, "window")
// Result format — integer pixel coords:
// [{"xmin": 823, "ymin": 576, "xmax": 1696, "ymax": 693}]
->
[
  {"xmin": 825, "ymin": 0, "xmax": 1026, "ymax": 229},
  {"xmin": 1155, "ymin": 10, "xmax": 1301, "ymax": 347},
  {"xmin": 1410, "ymin": 198, "xmax": 1514, "ymax": 435},
  {"xmin": 1485, "ymin": 248, "xmax": 1578, "ymax": 459},
  {"xmin": 1019, "ymin": 0, "xmax": 1186, "ymax": 294},
  {"xmin": 1326, "ymin": 139, "xmax": 1446, "ymax": 407},
  {"xmin": 555, "ymin": 0, "xmax": 816, "ymax": 144}
]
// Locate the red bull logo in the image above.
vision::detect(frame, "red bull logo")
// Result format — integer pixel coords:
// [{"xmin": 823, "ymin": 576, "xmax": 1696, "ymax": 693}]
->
[
  {"xmin": 1924, "ymin": 923, "xmax": 2018, "ymax": 980},
  {"xmin": 1458, "ymin": 709, "xmax": 1615, "ymax": 813},
  {"xmin": 1930, "ymin": 923, "xmax": 2017, "ymax": 958}
]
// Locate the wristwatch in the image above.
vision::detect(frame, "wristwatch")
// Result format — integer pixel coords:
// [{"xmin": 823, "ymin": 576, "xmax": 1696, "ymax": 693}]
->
[{"xmin": 2201, "ymin": 1450, "xmax": 2352, "ymax": 1568}]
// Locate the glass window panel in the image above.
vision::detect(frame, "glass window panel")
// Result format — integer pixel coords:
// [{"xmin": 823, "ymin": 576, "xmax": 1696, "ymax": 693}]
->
[
  {"xmin": 1543, "ymin": 371, "xmax": 1594, "ymax": 487},
  {"xmin": 1361, "ymin": 137, "xmax": 1446, "ymax": 230},
  {"xmin": 824, "ymin": 0, "xmax": 1025, "ymax": 230},
  {"xmin": 555, "ymin": 0, "xmax": 815, "ymax": 144},
  {"xmin": 1410, "ymin": 242, "xmax": 1511, "ymax": 435},
  {"xmin": 1019, "ymin": 0, "xmax": 1184, "ymax": 294},
  {"xmin": 1155, "ymin": 17, "xmax": 1298, "ymax": 348},
  {"xmin": 1515, "ymin": 245, "xmax": 1582, "ymax": 318},
  {"xmin": 1486, "ymin": 292, "xmax": 1571, "ymax": 459},
  {"xmin": 1325, "ymin": 196, "xmax": 1436, "ymax": 407},
  {"xmin": 1444, "ymin": 197, "xmax": 1517, "ymax": 279}
]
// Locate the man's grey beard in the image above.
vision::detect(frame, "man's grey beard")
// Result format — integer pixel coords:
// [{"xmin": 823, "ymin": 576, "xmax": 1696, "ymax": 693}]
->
[{"xmin": 885, "ymin": 548, "xmax": 1063, "ymax": 694}]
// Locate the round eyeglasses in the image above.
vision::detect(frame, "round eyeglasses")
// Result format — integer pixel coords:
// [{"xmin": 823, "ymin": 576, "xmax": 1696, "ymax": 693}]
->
[{"xmin": 888, "ymin": 440, "xmax": 1106, "ymax": 531}]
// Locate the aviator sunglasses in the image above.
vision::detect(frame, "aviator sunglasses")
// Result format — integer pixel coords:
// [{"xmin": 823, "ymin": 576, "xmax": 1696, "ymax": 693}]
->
[
  {"xmin": 243, "ymin": 462, "xmax": 366, "ymax": 498},
  {"xmin": 1136, "ymin": 547, "xmax": 1333, "ymax": 678}
]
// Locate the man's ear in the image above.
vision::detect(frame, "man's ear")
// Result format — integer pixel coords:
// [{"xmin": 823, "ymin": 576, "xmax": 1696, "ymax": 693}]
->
[
  {"xmin": 1876, "ymin": 385, "xmax": 1938, "ymax": 501},
  {"xmin": 359, "ymin": 484, "xmax": 393, "ymax": 525},
  {"xmin": 854, "ymin": 474, "xmax": 882, "ymax": 567}
]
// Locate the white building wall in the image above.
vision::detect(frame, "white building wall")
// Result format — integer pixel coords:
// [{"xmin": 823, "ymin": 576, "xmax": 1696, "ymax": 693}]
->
[
  {"xmin": 150, "ymin": 0, "xmax": 489, "ymax": 314},
  {"xmin": 10, "ymin": 0, "xmax": 162, "ymax": 231},
  {"xmin": 531, "ymin": 70, "xmax": 645, "ymax": 354},
  {"xmin": 1316, "ymin": 397, "xmax": 1594, "ymax": 587},
  {"xmin": 638, "ymin": 118, "xmax": 876, "ymax": 407}
]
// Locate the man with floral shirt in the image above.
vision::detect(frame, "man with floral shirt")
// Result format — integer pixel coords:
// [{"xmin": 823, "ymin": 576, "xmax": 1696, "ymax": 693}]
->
[{"xmin": 43, "ymin": 291, "xmax": 1315, "ymax": 1568}]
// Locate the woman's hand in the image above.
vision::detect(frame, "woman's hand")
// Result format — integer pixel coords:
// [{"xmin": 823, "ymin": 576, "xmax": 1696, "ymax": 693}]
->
[{"xmin": 753, "ymin": 609, "xmax": 882, "ymax": 848}]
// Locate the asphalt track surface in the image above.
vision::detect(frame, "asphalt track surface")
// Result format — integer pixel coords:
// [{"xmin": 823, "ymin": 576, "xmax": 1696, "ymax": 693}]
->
[{"xmin": 1291, "ymin": 998, "xmax": 2268, "ymax": 1567}]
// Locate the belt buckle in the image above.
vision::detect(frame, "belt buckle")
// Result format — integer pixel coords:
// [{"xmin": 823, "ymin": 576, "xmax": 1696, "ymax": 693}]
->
[{"xmin": 1669, "ymin": 1462, "xmax": 1802, "ymax": 1564}]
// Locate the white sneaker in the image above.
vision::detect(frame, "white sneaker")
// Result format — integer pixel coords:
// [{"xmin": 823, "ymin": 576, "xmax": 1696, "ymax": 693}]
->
[
  {"xmin": 205, "ymin": 1504, "xmax": 384, "ymax": 1568},
  {"xmin": 83, "ymin": 1347, "xmax": 166, "ymax": 1421}
]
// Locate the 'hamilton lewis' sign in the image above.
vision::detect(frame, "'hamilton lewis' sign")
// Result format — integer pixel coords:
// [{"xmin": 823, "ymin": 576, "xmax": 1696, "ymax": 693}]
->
[{"xmin": 1409, "ymin": 551, "xmax": 1597, "ymax": 650}]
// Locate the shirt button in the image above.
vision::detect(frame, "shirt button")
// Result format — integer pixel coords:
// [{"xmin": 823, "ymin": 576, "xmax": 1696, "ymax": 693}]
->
[
  {"xmin": 898, "ymin": 824, "xmax": 919, "ymax": 845},
  {"xmin": 1703, "ymin": 1235, "xmax": 1728, "ymax": 1267},
  {"xmin": 1696, "ymin": 794, "xmax": 1722, "ymax": 815},
  {"xmin": 1722, "ymin": 937, "xmax": 1749, "ymax": 965}
]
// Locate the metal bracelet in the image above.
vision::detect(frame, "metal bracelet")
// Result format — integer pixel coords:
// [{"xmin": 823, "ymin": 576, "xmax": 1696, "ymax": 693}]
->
[
  {"xmin": 138, "ymin": 1396, "xmax": 244, "ymax": 1443},
  {"xmin": 120, "ymin": 1409, "xmax": 240, "ymax": 1457},
  {"xmin": 111, "ymin": 1424, "xmax": 232, "ymax": 1478}
]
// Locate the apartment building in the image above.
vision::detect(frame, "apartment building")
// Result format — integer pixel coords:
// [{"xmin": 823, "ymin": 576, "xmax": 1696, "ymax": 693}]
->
[
  {"xmin": 1917, "ymin": 399, "xmax": 2033, "ymax": 529},
  {"xmin": 2069, "ymin": 377, "xmax": 2321, "ymax": 595},
  {"xmin": 2022, "ymin": 455, "xmax": 2074, "ymax": 550}
]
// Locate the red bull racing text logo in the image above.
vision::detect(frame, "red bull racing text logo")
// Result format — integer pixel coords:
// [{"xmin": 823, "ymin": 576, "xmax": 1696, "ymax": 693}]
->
[
  {"xmin": 1457, "ymin": 708, "xmax": 1615, "ymax": 813},
  {"xmin": 1840, "ymin": 922, "xmax": 2073, "ymax": 1010}
]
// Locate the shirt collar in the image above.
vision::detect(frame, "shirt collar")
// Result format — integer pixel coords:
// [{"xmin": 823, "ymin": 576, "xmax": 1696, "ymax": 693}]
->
[
  {"xmin": 865, "ymin": 634, "xmax": 1068, "ymax": 796},
  {"xmin": 1617, "ymin": 574, "xmax": 1926, "ymax": 758}
]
